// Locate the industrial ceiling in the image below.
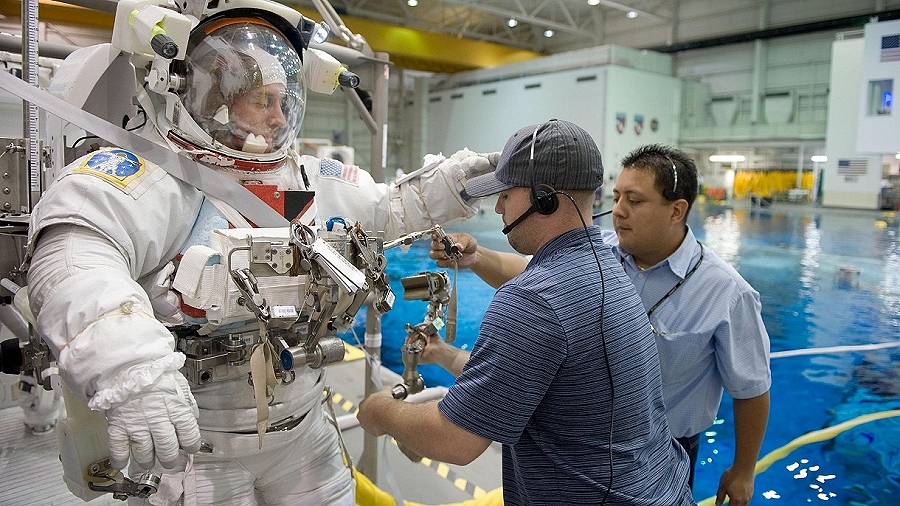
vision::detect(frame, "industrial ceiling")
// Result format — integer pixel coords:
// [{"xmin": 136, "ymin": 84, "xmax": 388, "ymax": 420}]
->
[{"xmin": 2, "ymin": 0, "xmax": 900, "ymax": 72}]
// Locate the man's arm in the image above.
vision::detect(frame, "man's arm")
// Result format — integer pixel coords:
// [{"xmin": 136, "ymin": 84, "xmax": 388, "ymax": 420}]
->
[
  {"xmin": 307, "ymin": 149, "xmax": 497, "ymax": 240},
  {"xmin": 430, "ymin": 232, "xmax": 527, "ymax": 289},
  {"xmin": 414, "ymin": 331, "xmax": 471, "ymax": 376},
  {"xmin": 356, "ymin": 388, "xmax": 491, "ymax": 465},
  {"xmin": 716, "ymin": 391, "xmax": 770, "ymax": 506}
]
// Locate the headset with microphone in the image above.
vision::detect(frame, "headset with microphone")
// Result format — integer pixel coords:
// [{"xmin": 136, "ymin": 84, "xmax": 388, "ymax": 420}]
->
[
  {"xmin": 501, "ymin": 122, "xmax": 560, "ymax": 235},
  {"xmin": 662, "ymin": 156, "xmax": 680, "ymax": 200}
]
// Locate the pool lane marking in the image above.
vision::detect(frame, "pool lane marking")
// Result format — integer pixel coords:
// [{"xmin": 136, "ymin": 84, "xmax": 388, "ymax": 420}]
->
[{"xmin": 771, "ymin": 340, "xmax": 900, "ymax": 359}]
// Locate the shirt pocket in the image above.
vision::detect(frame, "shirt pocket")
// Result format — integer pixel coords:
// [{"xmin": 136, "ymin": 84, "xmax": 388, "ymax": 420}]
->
[{"xmin": 650, "ymin": 325, "xmax": 714, "ymax": 386}]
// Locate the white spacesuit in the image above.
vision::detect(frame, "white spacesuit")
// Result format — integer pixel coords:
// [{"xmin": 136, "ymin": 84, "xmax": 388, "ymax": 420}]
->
[{"xmin": 23, "ymin": 1, "xmax": 492, "ymax": 504}]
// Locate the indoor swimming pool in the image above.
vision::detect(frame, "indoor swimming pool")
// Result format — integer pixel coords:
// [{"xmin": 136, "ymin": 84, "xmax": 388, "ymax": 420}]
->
[{"xmin": 354, "ymin": 199, "xmax": 900, "ymax": 505}]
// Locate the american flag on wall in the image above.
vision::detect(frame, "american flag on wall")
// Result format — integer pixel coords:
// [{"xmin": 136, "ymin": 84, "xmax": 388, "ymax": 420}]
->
[
  {"xmin": 881, "ymin": 34, "xmax": 900, "ymax": 62},
  {"xmin": 837, "ymin": 159, "xmax": 868, "ymax": 175}
]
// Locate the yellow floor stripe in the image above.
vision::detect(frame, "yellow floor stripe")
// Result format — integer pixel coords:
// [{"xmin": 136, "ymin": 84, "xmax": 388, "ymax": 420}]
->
[
  {"xmin": 344, "ymin": 342, "xmax": 366, "ymax": 361},
  {"xmin": 330, "ymin": 386, "xmax": 487, "ymax": 498}
]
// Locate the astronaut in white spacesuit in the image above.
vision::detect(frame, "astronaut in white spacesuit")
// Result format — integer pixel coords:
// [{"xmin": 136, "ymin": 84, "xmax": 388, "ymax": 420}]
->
[{"xmin": 23, "ymin": 2, "xmax": 493, "ymax": 504}]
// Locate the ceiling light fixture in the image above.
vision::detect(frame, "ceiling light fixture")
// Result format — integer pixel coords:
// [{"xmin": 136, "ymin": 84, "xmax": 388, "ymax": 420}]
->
[
  {"xmin": 811, "ymin": 155, "xmax": 828, "ymax": 163},
  {"xmin": 626, "ymin": 10, "xmax": 638, "ymax": 18},
  {"xmin": 587, "ymin": 0, "xmax": 600, "ymax": 5},
  {"xmin": 508, "ymin": 18, "xmax": 518, "ymax": 28},
  {"xmin": 544, "ymin": 29, "xmax": 554, "ymax": 38},
  {"xmin": 407, "ymin": 0, "xmax": 417, "ymax": 6},
  {"xmin": 709, "ymin": 155, "xmax": 746, "ymax": 163}
]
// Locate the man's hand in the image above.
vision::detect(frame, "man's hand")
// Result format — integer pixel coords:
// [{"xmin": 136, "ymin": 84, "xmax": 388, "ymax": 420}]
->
[
  {"xmin": 356, "ymin": 387, "xmax": 396, "ymax": 436},
  {"xmin": 106, "ymin": 371, "xmax": 202, "ymax": 470},
  {"xmin": 715, "ymin": 466, "xmax": 754, "ymax": 506},
  {"xmin": 430, "ymin": 232, "xmax": 478, "ymax": 269},
  {"xmin": 406, "ymin": 326, "xmax": 450, "ymax": 365},
  {"xmin": 405, "ymin": 325, "xmax": 470, "ymax": 377}
]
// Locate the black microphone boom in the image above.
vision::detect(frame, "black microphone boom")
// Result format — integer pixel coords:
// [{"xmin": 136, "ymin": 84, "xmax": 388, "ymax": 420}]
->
[{"xmin": 502, "ymin": 205, "xmax": 538, "ymax": 235}]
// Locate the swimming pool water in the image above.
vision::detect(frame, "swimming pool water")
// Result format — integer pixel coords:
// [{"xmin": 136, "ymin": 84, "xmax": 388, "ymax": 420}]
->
[{"xmin": 345, "ymin": 201, "xmax": 900, "ymax": 505}]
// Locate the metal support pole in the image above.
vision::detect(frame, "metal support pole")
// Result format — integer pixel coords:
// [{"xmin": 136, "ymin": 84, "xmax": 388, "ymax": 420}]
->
[
  {"xmin": 357, "ymin": 54, "xmax": 391, "ymax": 483},
  {"xmin": 22, "ymin": 0, "xmax": 41, "ymax": 210}
]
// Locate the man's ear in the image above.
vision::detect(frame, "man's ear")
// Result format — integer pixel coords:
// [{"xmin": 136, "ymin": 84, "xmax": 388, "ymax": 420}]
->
[{"xmin": 670, "ymin": 198, "xmax": 689, "ymax": 224}]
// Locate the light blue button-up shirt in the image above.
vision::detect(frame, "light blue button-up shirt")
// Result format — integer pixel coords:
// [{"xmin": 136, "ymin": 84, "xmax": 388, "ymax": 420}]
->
[{"xmin": 602, "ymin": 227, "xmax": 771, "ymax": 437}]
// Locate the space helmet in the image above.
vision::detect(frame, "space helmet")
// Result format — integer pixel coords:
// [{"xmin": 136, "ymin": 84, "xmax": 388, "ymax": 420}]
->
[{"xmin": 166, "ymin": 11, "xmax": 307, "ymax": 171}]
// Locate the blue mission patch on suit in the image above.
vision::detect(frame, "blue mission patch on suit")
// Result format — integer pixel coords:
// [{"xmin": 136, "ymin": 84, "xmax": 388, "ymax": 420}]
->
[{"xmin": 73, "ymin": 148, "xmax": 145, "ymax": 189}]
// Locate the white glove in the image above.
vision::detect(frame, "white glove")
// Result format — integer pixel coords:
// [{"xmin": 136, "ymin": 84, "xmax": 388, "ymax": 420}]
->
[
  {"xmin": 106, "ymin": 371, "xmax": 202, "ymax": 470},
  {"xmin": 445, "ymin": 148, "xmax": 500, "ymax": 181}
]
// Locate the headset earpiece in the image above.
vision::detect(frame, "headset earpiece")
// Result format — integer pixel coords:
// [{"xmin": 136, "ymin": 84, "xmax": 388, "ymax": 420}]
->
[
  {"xmin": 532, "ymin": 183, "xmax": 559, "ymax": 215},
  {"xmin": 526, "ymin": 121, "xmax": 559, "ymax": 215},
  {"xmin": 663, "ymin": 156, "xmax": 679, "ymax": 200}
]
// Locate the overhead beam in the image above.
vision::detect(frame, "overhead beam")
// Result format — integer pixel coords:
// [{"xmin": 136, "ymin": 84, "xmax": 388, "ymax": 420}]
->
[
  {"xmin": 595, "ymin": 0, "xmax": 668, "ymax": 22},
  {"xmin": 0, "ymin": 0, "xmax": 542, "ymax": 72}
]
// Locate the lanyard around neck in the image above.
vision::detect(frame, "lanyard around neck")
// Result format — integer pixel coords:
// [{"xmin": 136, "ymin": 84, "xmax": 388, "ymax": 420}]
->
[{"xmin": 622, "ymin": 241, "xmax": 705, "ymax": 317}]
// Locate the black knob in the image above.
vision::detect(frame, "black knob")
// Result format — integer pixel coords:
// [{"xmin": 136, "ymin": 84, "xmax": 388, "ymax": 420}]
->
[
  {"xmin": 150, "ymin": 33, "xmax": 178, "ymax": 59},
  {"xmin": 338, "ymin": 71, "xmax": 360, "ymax": 89}
]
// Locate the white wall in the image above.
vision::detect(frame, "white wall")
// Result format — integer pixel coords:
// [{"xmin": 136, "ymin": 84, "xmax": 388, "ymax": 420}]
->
[
  {"xmin": 823, "ymin": 37, "xmax": 882, "ymax": 209},
  {"xmin": 424, "ymin": 61, "xmax": 680, "ymax": 185},
  {"xmin": 602, "ymin": 65, "xmax": 681, "ymax": 185},
  {"xmin": 857, "ymin": 19, "xmax": 900, "ymax": 153},
  {"xmin": 426, "ymin": 66, "xmax": 609, "ymax": 155},
  {"xmin": 676, "ymin": 31, "xmax": 833, "ymax": 142}
]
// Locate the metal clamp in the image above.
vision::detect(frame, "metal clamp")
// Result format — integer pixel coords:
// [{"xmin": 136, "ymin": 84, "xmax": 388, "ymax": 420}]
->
[{"xmin": 85, "ymin": 458, "xmax": 161, "ymax": 501}]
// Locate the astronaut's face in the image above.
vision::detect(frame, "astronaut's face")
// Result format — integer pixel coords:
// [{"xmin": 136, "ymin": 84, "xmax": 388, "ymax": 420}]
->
[{"xmin": 228, "ymin": 83, "xmax": 289, "ymax": 153}]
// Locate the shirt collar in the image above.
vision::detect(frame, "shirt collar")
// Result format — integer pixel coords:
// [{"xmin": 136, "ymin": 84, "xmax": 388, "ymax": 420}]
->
[
  {"xmin": 612, "ymin": 226, "xmax": 700, "ymax": 279},
  {"xmin": 665, "ymin": 226, "xmax": 700, "ymax": 278},
  {"xmin": 530, "ymin": 226, "xmax": 601, "ymax": 265}
]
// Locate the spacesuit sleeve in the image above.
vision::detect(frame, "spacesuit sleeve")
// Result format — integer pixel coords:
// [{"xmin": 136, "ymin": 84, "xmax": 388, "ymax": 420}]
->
[
  {"xmin": 23, "ymin": 157, "xmax": 201, "ymax": 411},
  {"xmin": 27, "ymin": 224, "xmax": 185, "ymax": 410},
  {"xmin": 302, "ymin": 151, "xmax": 483, "ymax": 240}
]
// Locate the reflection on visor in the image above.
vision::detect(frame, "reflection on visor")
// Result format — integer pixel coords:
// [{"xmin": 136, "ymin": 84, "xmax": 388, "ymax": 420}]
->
[{"xmin": 178, "ymin": 20, "xmax": 306, "ymax": 159}]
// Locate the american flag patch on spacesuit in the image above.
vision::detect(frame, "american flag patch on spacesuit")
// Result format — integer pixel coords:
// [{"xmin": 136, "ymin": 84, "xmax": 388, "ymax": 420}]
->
[{"xmin": 319, "ymin": 158, "xmax": 359, "ymax": 185}]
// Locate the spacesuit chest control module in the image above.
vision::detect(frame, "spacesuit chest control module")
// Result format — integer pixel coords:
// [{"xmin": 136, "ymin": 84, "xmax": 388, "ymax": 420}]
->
[{"xmin": 173, "ymin": 220, "xmax": 394, "ymax": 388}]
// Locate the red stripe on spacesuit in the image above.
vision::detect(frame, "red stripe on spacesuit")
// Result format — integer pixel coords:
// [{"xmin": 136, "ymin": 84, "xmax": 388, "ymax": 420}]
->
[{"xmin": 241, "ymin": 184, "xmax": 286, "ymax": 216}]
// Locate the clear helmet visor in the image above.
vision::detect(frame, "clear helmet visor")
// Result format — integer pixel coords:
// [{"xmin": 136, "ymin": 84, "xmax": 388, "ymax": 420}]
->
[{"xmin": 179, "ymin": 19, "xmax": 305, "ymax": 157}]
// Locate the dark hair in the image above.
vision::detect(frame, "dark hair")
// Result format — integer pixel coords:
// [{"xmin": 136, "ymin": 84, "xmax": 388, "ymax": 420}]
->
[{"xmin": 620, "ymin": 144, "xmax": 698, "ymax": 212}]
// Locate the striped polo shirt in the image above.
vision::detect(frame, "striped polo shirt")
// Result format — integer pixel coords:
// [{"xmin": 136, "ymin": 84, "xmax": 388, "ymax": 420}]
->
[{"xmin": 439, "ymin": 226, "xmax": 694, "ymax": 505}]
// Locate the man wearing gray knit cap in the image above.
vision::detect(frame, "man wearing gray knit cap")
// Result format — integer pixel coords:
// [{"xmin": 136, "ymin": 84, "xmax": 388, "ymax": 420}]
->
[{"xmin": 358, "ymin": 119, "xmax": 695, "ymax": 506}]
